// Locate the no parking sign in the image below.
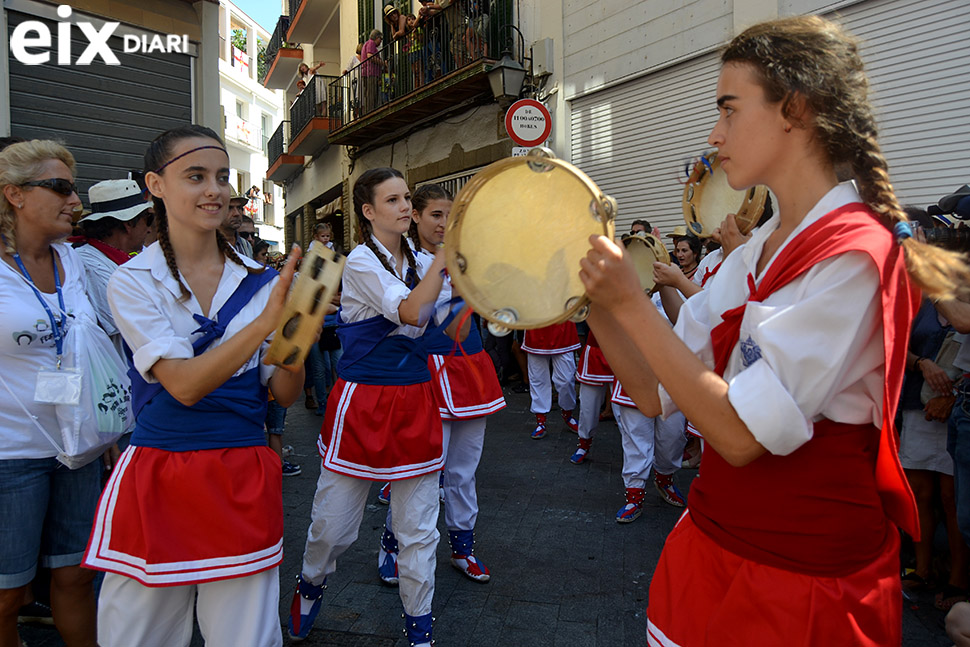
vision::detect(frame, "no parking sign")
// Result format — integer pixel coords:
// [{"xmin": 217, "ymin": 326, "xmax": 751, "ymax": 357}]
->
[{"xmin": 504, "ymin": 99, "xmax": 552, "ymax": 147}]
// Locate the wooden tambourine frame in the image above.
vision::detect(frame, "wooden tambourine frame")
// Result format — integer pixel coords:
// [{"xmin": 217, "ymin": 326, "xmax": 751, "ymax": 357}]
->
[
  {"xmin": 682, "ymin": 152, "xmax": 768, "ymax": 237},
  {"xmin": 264, "ymin": 245, "xmax": 346, "ymax": 367},
  {"xmin": 445, "ymin": 148, "xmax": 616, "ymax": 331},
  {"xmin": 621, "ymin": 232, "xmax": 670, "ymax": 294}
]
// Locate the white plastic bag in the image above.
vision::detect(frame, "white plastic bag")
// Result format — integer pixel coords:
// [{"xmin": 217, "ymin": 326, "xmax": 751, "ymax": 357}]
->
[{"xmin": 50, "ymin": 313, "xmax": 133, "ymax": 468}]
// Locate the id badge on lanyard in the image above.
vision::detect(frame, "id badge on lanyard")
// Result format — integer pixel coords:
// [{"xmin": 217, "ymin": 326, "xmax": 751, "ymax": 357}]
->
[{"xmin": 12, "ymin": 249, "xmax": 82, "ymax": 406}]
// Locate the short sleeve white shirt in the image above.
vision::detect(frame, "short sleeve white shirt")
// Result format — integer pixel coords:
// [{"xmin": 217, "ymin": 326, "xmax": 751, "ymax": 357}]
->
[
  {"xmin": 107, "ymin": 243, "xmax": 278, "ymax": 386},
  {"xmin": 659, "ymin": 183, "xmax": 884, "ymax": 456}
]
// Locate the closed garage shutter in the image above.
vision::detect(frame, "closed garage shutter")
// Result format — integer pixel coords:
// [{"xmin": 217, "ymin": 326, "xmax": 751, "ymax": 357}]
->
[
  {"xmin": 570, "ymin": 52, "xmax": 721, "ymax": 238},
  {"xmin": 833, "ymin": 0, "xmax": 970, "ymax": 208},
  {"xmin": 571, "ymin": 0, "xmax": 970, "ymax": 235},
  {"xmin": 7, "ymin": 9, "xmax": 192, "ymax": 202}
]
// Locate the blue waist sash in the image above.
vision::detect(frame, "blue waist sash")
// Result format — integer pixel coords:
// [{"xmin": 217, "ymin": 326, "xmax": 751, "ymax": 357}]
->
[
  {"xmin": 422, "ymin": 315, "xmax": 483, "ymax": 355},
  {"xmin": 127, "ymin": 269, "xmax": 277, "ymax": 451},
  {"xmin": 337, "ymin": 313, "xmax": 430, "ymax": 385},
  {"xmin": 131, "ymin": 368, "xmax": 267, "ymax": 451}
]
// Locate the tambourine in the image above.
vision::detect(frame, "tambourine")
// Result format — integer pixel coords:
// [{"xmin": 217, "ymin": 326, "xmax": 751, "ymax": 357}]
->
[
  {"xmin": 264, "ymin": 244, "xmax": 346, "ymax": 367},
  {"xmin": 621, "ymin": 232, "xmax": 670, "ymax": 294},
  {"xmin": 445, "ymin": 148, "xmax": 616, "ymax": 334},
  {"xmin": 683, "ymin": 152, "xmax": 767, "ymax": 237}
]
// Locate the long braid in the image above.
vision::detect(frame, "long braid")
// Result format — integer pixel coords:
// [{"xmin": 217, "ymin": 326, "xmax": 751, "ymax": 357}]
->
[
  {"xmin": 153, "ymin": 198, "xmax": 190, "ymax": 300},
  {"xmin": 400, "ymin": 234, "xmax": 418, "ymax": 287},
  {"xmin": 215, "ymin": 229, "xmax": 265, "ymax": 275}
]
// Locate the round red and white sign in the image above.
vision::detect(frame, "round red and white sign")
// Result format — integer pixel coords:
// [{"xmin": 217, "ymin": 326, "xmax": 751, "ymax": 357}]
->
[{"xmin": 505, "ymin": 99, "xmax": 552, "ymax": 147}]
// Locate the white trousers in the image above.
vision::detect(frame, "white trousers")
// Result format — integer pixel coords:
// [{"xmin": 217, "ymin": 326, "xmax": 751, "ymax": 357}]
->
[
  {"xmin": 527, "ymin": 352, "xmax": 577, "ymax": 414},
  {"xmin": 442, "ymin": 417, "xmax": 486, "ymax": 531},
  {"xmin": 98, "ymin": 567, "xmax": 281, "ymax": 647},
  {"xmin": 301, "ymin": 468, "xmax": 439, "ymax": 616},
  {"xmin": 612, "ymin": 404, "xmax": 687, "ymax": 488},
  {"xmin": 577, "ymin": 382, "xmax": 610, "ymax": 440}
]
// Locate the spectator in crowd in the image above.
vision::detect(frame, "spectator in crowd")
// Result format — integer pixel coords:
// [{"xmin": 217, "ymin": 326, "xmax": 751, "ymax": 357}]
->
[
  {"xmin": 245, "ymin": 185, "xmax": 260, "ymax": 201},
  {"xmin": 298, "ymin": 61, "xmax": 325, "ymax": 85},
  {"xmin": 384, "ymin": 5, "xmax": 408, "ymax": 41},
  {"xmin": 671, "ymin": 234, "xmax": 702, "ymax": 282},
  {"xmin": 252, "ymin": 239, "xmax": 270, "ymax": 266},
  {"xmin": 361, "ymin": 30, "xmax": 386, "ymax": 114},
  {"xmin": 220, "ymin": 187, "xmax": 252, "ymax": 258},
  {"xmin": 0, "ymin": 139, "xmax": 101, "ymax": 647},
  {"xmin": 74, "ymin": 179, "xmax": 152, "ymax": 357},
  {"xmin": 239, "ymin": 215, "xmax": 258, "ymax": 245},
  {"xmin": 310, "ymin": 222, "xmax": 335, "ymax": 251}
]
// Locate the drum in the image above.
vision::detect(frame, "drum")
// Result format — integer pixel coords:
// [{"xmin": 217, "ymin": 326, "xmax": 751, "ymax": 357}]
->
[
  {"xmin": 621, "ymin": 232, "xmax": 670, "ymax": 294},
  {"xmin": 682, "ymin": 152, "xmax": 767, "ymax": 237},
  {"xmin": 445, "ymin": 148, "xmax": 616, "ymax": 333},
  {"xmin": 264, "ymin": 244, "xmax": 346, "ymax": 367}
]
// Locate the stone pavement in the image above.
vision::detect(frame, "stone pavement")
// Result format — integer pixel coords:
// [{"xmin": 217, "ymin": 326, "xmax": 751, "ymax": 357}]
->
[{"xmin": 20, "ymin": 387, "xmax": 955, "ymax": 646}]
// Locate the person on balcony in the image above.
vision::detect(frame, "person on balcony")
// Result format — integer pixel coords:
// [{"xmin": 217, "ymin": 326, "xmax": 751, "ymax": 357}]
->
[
  {"xmin": 361, "ymin": 30, "xmax": 385, "ymax": 114},
  {"xmin": 298, "ymin": 61, "xmax": 324, "ymax": 85}
]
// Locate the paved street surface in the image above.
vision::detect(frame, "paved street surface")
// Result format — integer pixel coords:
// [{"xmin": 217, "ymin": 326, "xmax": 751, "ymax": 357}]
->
[{"xmin": 21, "ymin": 387, "xmax": 954, "ymax": 646}]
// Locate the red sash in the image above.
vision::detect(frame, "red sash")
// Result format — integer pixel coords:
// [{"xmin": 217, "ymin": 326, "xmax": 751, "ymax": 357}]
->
[
  {"xmin": 692, "ymin": 204, "xmax": 919, "ymax": 573},
  {"xmin": 700, "ymin": 261, "xmax": 722, "ymax": 288}
]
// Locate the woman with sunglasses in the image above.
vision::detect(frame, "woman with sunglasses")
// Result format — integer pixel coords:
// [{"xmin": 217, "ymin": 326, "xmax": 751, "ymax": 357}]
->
[{"xmin": 0, "ymin": 140, "xmax": 100, "ymax": 647}]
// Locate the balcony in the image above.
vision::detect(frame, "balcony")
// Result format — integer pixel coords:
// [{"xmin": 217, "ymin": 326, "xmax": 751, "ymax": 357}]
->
[
  {"xmin": 266, "ymin": 121, "xmax": 304, "ymax": 183},
  {"xmin": 289, "ymin": 75, "xmax": 340, "ymax": 156},
  {"xmin": 327, "ymin": 0, "xmax": 515, "ymax": 148},
  {"xmin": 261, "ymin": 15, "xmax": 302, "ymax": 90},
  {"xmin": 225, "ymin": 113, "xmax": 263, "ymax": 151},
  {"xmin": 287, "ymin": 0, "xmax": 340, "ymax": 45}
]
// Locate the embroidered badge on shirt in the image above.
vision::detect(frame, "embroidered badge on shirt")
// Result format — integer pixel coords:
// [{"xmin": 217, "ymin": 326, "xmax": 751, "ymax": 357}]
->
[{"xmin": 740, "ymin": 335, "xmax": 762, "ymax": 368}]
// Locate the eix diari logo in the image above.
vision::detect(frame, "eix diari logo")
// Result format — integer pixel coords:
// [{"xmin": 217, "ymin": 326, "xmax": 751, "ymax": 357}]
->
[{"xmin": 10, "ymin": 4, "xmax": 189, "ymax": 66}]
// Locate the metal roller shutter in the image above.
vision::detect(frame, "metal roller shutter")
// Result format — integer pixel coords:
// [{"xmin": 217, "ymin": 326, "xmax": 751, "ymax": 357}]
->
[
  {"xmin": 570, "ymin": 52, "xmax": 721, "ymax": 238},
  {"xmin": 570, "ymin": 0, "xmax": 970, "ymax": 236},
  {"xmin": 6, "ymin": 9, "xmax": 192, "ymax": 203}
]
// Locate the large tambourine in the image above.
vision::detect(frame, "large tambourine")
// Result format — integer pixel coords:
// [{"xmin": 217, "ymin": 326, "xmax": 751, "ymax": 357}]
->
[
  {"xmin": 445, "ymin": 148, "xmax": 616, "ymax": 333},
  {"xmin": 265, "ymin": 244, "xmax": 346, "ymax": 367},
  {"xmin": 682, "ymin": 152, "xmax": 767, "ymax": 237},
  {"xmin": 621, "ymin": 232, "xmax": 670, "ymax": 294}
]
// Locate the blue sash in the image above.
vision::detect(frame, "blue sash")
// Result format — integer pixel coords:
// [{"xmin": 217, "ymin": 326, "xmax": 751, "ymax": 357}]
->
[
  {"xmin": 128, "ymin": 268, "xmax": 278, "ymax": 451},
  {"xmin": 336, "ymin": 313, "xmax": 430, "ymax": 385}
]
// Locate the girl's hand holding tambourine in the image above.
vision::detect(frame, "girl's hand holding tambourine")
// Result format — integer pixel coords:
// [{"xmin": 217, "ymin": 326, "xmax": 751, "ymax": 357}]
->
[
  {"xmin": 257, "ymin": 244, "xmax": 301, "ymax": 340},
  {"xmin": 580, "ymin": 235, "xmax": 644, "ymax": 312}
]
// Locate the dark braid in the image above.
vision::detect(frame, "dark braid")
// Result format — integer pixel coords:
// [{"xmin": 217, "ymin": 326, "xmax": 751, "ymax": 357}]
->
[
  {"xmin": 723, "ymin": 15, "xmax": 970, "ymax": 299},
  {"xmin": 353, "ymin": 167, "xmax": 417, "ymax": 285},
  {"xmin": 152, "ymin": 197, "xmax": 190, "ymax": 300},
  {"xmin": 144, "ymin": 125, "xmax": 263, "ymax": 299}
]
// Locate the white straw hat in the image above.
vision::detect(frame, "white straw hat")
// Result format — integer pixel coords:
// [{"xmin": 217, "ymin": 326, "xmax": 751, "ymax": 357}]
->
[{"xmin": 81, "ymin": 179, "xmax": 150, "ymax": 222}]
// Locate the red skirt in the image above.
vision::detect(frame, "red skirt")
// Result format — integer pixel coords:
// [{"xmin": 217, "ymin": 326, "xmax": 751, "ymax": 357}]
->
[
  {"xmin": 646, "ymin": 513, "xmax": 901, "ymax": 647},
  {"xmin": 318, "ymin": 378, "xmax": 444, "ymax": 480},
  {"xmin": 577, "ymin": 344, "xmax": 613, "ymax": 385},
  {"xmin": 430, "ymin": 350, "xmax": 506, "ymax": 419},
  {"xmin": 84, "ymin": 445, "xmax": 283, "ymax": 586}
]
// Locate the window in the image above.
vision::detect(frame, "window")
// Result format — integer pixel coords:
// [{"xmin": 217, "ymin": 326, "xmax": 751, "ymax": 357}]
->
[{"xmin": 236, "ymin": 101, "xmax": 244, "ymax": 119}]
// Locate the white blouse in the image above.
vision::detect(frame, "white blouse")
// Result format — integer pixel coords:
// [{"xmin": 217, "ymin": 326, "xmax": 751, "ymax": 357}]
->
[
  {"xmin": 340, "ymin": 237, "xmax": 449, "ymax": 338},
  {"xmin": 0, "ymin": 244, "xmax": 98, "ymax": 458},
  {"xmin": 659, "ymin": 183, "xmax": 884, "ymax": 456},
  {"xmin": 107, "ymin": 243, "xmax": 278, "ymax": 386}
]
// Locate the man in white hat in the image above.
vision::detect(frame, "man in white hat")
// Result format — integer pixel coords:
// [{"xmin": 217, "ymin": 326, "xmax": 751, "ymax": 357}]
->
[
  {"xmin": 75, "ymin": 179, "xmax": 152, "ymax": 356},
  {"xmin": 220, "ymin": 186, "xmax": 253, "ymax": 258}
]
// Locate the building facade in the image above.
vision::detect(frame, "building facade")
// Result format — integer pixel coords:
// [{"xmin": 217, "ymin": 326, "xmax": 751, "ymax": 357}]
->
[{"xmin": 219, "ymin": 0, "xmax": 286, "ymax": 249}]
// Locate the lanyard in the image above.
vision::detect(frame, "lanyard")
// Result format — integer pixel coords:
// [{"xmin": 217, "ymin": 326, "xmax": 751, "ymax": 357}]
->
[{"xmin": 13, "ymin": 249, "xmax": 67, "ymax": 366}]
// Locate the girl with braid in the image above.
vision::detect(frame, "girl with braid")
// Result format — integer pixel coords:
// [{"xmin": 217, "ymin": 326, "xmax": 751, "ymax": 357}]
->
[
  {"xmin": 291, "ymin": 168, "xmax": 449, "ymax": 646},
  {"xmin": 580, "ymin": 16, "xmax": 970, "ymax": 646},
  {"xmin": 83, "ymin": 125, "xmax": 304, "ymax": 646},
  {"xmin": 377, "ymin": 183, "xmax": 505, "ymax": 586}
]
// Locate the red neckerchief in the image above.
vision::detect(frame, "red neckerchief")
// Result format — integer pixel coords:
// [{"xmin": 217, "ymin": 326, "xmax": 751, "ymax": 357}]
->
[
  {"xmin": 700, "ymin": 261, "xmax": 722, "ymax": 288},
  {"xmin": 708, "ymin": 203, "xmax": 920, "ymax": 537},
  {"xmin": 72, "ymin": 236, "xmax": 132, "ymax": 266}
]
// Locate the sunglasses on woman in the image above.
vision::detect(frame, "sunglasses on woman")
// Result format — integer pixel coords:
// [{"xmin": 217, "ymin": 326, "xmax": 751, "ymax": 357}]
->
[{"xmin": 21, "ymin": 178, "xmax": 78, "ymax": 196}]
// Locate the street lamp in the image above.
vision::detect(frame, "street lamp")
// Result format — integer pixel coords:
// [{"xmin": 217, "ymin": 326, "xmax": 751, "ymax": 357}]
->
[{"xmin": 488, "ymin": 51, "xmax": 527, "ymax": 103}]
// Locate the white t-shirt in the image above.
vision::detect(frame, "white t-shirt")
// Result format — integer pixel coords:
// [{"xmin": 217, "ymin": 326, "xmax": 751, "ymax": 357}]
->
[
  {"xmin": 107, "ymin": 243, "xmax": 278, "ymax": 387},
  {"xmin": 659, "ymin": 182, "xmax": 884, "ymax": 456},
  {"xmin": 0, "ymin": 244, "xmax": 98, "ymax": 458},
  {"xmin": 75, "ymin": 243, "xmax": 125, "ymax": 358}
]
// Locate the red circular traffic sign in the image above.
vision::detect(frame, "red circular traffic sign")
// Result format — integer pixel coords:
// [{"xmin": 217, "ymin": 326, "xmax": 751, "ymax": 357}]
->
[{"xmin": 505, "ymin": 99, "xmax": 552, "ymax": 147}]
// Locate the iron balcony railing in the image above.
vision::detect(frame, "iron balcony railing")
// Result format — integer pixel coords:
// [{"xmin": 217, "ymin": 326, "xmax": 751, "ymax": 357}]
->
[
  {"xmin": 328, "ymin": 0, "xmax": 513, "ymax": 127},
  {"xmin": 261, "ymin": 15, "xmax": 292, "ymax": 84},
  {"xmin": 290, "ymin": 74, "xmax": 341, "ymax": 137},
  {"xmin": 268, "ymin": 120, "xmax": 288, "ymax": 166},
  {"xmin": 288, "ymin": 0, "xmax": 304, "ymax": 28}
]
